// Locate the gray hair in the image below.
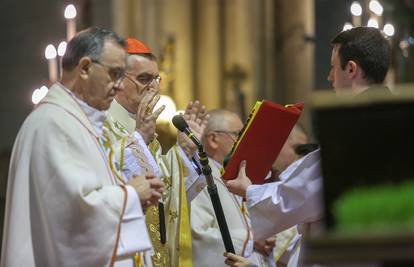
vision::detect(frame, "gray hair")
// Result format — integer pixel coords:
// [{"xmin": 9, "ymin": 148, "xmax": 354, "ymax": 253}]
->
[
  {"xmin": 204, "ymin": 109, "xmax": 240, "ymax": 136},
  {"xmin": 62, "ymin": 27, "xmax": 126, "ymax": 71}
]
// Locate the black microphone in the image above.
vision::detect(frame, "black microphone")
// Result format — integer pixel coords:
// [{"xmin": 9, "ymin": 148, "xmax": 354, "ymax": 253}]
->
[{"xmin": 172, "ymin": 115, "xmax": 202, "ymax": 149}]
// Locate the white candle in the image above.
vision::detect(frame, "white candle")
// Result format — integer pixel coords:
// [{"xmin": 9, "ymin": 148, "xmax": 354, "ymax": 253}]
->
[
  {"xmin": 32, "ymin": 86, "xmax": 49, "ymax": 105},
  {"xmin": 64, "ymin": 4, "xmax": 77, "ymax": 41},
  {"xmin": 45, "ymin": 44, "xmax": 58, "ymax": 83},
  {"xmin": 57, "ymin": 41, "xmax": 67, "ymax": 78},
  {"xmin": 350, "ymin": 1, "xmax": 362, "ymax": 27},
  {"xmin": 367, "ymin": 18, "xmax": 379, "ymax": 28}
]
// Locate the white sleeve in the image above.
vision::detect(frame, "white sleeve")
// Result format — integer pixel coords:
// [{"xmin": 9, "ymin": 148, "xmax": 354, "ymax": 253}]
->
[
  {"xmin": 246, "ymin": 149, "xmax": 323, "ymax": 241},
  {"xmin": 133, "ymin": 132, "xmax": 162, "ymax": 177},
  {"xmin": 117, "ymin": 185, "xmax": 152, "ymax": 257},
  {"xmin": 122, "ymin": 132, "xmax": 162, "ymax": 181},
  {"xmin": 176, "ymin": 145, "xmax": 206, "ymax": 202},
  {"xmin": 133, "ymin": 131, "xmax": 162, "ymax": 177},
  {"xmin": 122, "ymin": 147, "xmax": 144, "ymax": 180}
]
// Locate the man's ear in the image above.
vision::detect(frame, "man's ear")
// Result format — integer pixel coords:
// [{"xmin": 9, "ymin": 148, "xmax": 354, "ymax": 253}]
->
[
  {"xmin": 346, "ymin": 60, "xmax": 358, "ymax": 79},
  {"xmin": 206, "ymin": 132, "xmax": 219, "ymax": 150},
  {"xmin": 78, "ymin": 57, "xmax": 92, "ymax": 80}
]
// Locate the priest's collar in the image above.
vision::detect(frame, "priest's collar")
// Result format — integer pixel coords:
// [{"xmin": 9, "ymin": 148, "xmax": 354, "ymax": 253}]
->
[
  {"xmin": 59, "ymin": 83, "xmax": 108, "ymax": 136},
  {"xmin": 108, "ymin": 99, "xmax": 136, "ymax": 133}
]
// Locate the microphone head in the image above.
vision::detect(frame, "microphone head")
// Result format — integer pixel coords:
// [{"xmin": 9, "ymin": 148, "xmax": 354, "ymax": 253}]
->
[{"xmin": 172, "ymin": 115, "xmax": 189, "ymax": 132}]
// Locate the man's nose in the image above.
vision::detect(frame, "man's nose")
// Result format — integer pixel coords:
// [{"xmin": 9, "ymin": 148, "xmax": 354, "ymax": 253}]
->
[
  {"xmin": 114, "ymin": 78, "xmax": 125, "ymax": 91},
  {"xmin": 327, "ymin": 70, "xmax": 333, "ymax": 82},
  {"xmin": 148, "ymin": 81, "xmax": 160, "ymax": 93}
]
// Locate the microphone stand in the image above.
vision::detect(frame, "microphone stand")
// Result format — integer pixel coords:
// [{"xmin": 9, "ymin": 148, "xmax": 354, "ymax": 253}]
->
[
  {"xmin": 196, "ymin": 144, "xmax": 235, "ymax": 253},
  {"xmin": 171, "ymin": 115, "xmax": 234, "ymax": 253},
  {"xmin": 159, "ymin": 201, "xmax": 166, "ymax": 244}
]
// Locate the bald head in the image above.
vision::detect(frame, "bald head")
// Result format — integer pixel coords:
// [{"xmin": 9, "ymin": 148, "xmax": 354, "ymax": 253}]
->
[{"xmin": 202, "ymin": 109, "xmax": 243, "ymax": 164}]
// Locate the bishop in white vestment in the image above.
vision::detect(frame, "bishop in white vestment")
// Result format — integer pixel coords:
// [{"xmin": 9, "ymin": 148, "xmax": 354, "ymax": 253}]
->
[
  {"xmin": 1, "ymin": 28, "xmax": 153, "ymax": 267},
  {"xmin": 105, "ymin": 37, "xmax": 207, "ymax": 267},
  {"xmin": 1, "ymin": 83, "xmax": 152, "ymax": 267}
]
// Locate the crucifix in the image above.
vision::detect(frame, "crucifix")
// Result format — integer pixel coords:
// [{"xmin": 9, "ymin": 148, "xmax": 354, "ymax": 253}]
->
[{"xmin": 226, "ymin": 64, "xmax": 248, "ymax": 121}]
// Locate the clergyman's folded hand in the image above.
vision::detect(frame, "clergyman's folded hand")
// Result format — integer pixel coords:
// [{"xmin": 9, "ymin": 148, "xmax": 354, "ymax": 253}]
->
[{"xmin": 127, "ymin": 174, "xmax": 165, "ymax": 210}]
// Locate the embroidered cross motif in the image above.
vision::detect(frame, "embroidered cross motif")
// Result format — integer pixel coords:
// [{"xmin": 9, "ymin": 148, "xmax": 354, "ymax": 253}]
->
[
  {"xmin": 169, "ymin": 210, "xmax": 178, "ymax": 223},
  {"xmin": 163, "ymin": 176, "xmax": 172, "ymax": 190}
]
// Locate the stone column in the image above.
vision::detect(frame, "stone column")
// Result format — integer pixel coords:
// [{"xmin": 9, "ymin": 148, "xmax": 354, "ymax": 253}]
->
[
  {"xmin": 112, "ymin": 0, "xmax": 131, "ymax": 37},
  {"xmin": 194, "ymin": 0, "xmax": 222, "ymax": 109},
  {"xmin": 223, "ymin": 0, "xmax": 257, "ymax": 117},
  {"xmin": 273, "ymin": 0, "xmax": 315, "ymax": 130},
  {"xmin": 159, "ymin": 0, "xmax": 194, "ymax": 110}
]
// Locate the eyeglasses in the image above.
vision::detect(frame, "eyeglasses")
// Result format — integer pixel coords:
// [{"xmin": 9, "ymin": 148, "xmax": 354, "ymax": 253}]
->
[
  {"xmin": 213, "ymin": 130, "xmax": 240, "ymax": 141},
  {"xmin": 124, "ymin": 73, "xmax": 161, "ymax": 91},
  {"xmin": 135, "ymin": 74, "xmax": 162, "ymax": 86},
  {"xmin": 91, "ymin": 59, "xmax": 126, "ymax": 82}
]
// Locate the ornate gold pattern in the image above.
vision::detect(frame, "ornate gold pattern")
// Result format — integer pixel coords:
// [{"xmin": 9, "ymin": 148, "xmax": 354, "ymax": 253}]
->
[
  {"xmin": 105, "ymin": 116, "xmax": 171, "ymax": 266},
  {"xmin": 146, "ymin": 204, "xmax": 170, "ymax": 266},
  {"xmin": 163, "ymin": 176, "xmax": 172, "ymax": 191},
  {"xmin": 168, "ymin": 210, "xmax": 178, "ymax": 223}
]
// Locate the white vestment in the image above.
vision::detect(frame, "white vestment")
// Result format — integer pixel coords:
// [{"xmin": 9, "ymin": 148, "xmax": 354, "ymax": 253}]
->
[
  {"xmin": 106, "ymin": 99, "xmax": 206, "ymax": 267},
  {"xmin": 246, "ymin": 149, "xmax": 323, "ymax": 242},
  {"xmin": 191, "ymin": 159, "xmax": 272, "ymax": 267},
  {"xmin": 1, "ymin": 83, "xmax": 150, "ymax": 267}
]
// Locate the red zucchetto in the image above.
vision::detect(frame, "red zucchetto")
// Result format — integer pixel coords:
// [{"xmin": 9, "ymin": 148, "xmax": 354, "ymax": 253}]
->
[{"xmin": 126, "ymin": 38, "xmax": 151, "ymax": 54}]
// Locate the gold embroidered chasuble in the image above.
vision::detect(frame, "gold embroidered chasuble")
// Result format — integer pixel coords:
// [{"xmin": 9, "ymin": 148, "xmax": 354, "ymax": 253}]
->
[{"xmin": 105, "ymin": 100, "xmax": 195, "ymax": 267}]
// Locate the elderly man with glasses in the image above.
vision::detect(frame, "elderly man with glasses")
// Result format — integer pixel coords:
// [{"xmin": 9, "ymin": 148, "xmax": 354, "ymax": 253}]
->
[
  {"xmin": 190, "ymin": 109, "xmax": 275, "ymax": 267},
  {"xmin": 104, "ymin": 38, "xmax": 208, "ymax": 267},
  {"xmin": 2, "ymin": 28, "xmax": 165, "ymax": 267}
]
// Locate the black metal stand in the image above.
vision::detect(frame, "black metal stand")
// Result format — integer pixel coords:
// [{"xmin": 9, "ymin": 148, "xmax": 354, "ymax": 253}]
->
[
  {"xmin": 198, "ymin": 148, "xmax": 235, "ymax": 253},
  {"xmin": 158, "ymin": 202, "xmax": 166, "ymax": 244}
]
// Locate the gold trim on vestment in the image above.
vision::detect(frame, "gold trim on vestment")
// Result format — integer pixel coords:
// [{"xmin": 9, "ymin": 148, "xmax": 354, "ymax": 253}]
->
[{"xmin": 175, "ymin": 147, "xmax": 193, "ymax": 267}]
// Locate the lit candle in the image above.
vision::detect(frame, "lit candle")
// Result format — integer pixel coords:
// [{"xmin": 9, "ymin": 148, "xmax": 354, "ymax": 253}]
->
[
  {"xmin": 57, "ymin": 41, "xmax": 67, "ymax": 78},
  {"xmin": 367, "ymin": 18, "xmax": 379, "ymax": 28},
  {"xmin": 343, "ymin": 22, "xmax": 353, "ymax": 31},
  {"xmin": 32, "ymin": 86, "xmax": 49, "ymax": 105},
  {"xmin": 369, "ymin": 0, "xmax": 383, "ymax": 28},
  {"xmin": 369, "ymin": 0, "xmax": 383, "ymax": 16},
  {"xmin": 383, "ymin": 23, "xmax": 395, "ymax": 37},
  {"xmin": 64, "ymin": 4, "xmax": 77, "ymax": 41},
  {"xmin": 350, "ymin": 1, "xmax": 362, "ymax": 27},
  {"xmin": 45, "ymin": 44, "xmax": 58, "ymax": 83},
  {"xmin": 57, "ymin": 41, "xmax": 67, "ymax": 57}
]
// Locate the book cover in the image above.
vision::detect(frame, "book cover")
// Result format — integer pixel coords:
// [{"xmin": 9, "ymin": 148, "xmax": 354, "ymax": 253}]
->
[{"xmin": 222, "ymin": 100, "xmax": 303, "ymax": 184}]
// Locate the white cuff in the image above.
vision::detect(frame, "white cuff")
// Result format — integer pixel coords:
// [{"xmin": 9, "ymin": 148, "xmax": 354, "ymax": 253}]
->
[
  {"xmin": 117, "ymin": 186, "xmax": 152, "ymax": 257},
  {"xmin": 176, "ymin": 145, "xmax": 206, "ymax": 201},
  {"xmin": 246, "ymin": 183, "xmax": 279, "ymax": 209},
  {"xmin": 123, "ymin": 147, "xmax": 144, "ymax": 181},
  {"xmin": 185, "ymin": 174, "xmax": 206, "ymax": 202}
]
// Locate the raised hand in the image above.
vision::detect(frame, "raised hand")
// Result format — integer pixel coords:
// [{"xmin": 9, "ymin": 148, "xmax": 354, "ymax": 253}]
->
[
  {"xmin": 177, "ymin": 100, "xmax": 209, "ymax": 158},
  {"xmin": 183, "ymin": 100, "xmax": 208, "ymax": 140},
  {"xmin": 135, "ymin": 90, "xmax": 165, "ymax": 145},
  {"xmin": 224, "ymin": 160, "xmax": 252, "ymax": 199}
]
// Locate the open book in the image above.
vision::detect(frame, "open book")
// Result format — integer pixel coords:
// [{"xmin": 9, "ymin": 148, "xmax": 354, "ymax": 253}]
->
[{"xmin": 221, "ymin": 100, "xmax": 303, "ymax": 184}]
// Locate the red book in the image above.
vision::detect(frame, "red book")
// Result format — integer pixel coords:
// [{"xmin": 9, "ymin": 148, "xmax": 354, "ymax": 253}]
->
[{"xmin": 222, "ymin": 100, "xmax": 303, "ymax": 184}]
